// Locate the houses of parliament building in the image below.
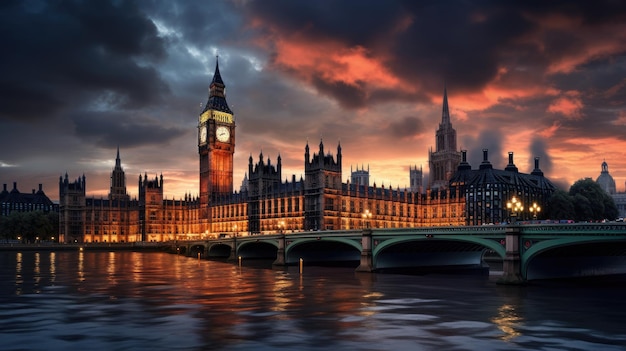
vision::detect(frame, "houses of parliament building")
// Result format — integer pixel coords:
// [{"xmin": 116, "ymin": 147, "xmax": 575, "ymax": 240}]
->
[{"xmin": 58, "ymin": 61, "xmax": 557, "ymax": 243}]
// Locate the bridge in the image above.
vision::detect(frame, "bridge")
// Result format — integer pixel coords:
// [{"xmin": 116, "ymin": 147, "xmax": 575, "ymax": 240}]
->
[{"xmin": 174, "ymin": 223, "xmax": 626, "ymax": 284}]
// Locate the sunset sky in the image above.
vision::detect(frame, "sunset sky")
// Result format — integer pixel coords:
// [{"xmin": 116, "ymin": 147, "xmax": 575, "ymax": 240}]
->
[{"xmin": 1, "ymin": 0, "xmax": 625, "ymax": 201}]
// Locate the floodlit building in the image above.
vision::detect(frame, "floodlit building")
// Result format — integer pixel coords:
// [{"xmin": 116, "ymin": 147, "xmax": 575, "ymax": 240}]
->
[{"xmin": 58, "ymin": 59, "xmax": 556, "ymax": 242}]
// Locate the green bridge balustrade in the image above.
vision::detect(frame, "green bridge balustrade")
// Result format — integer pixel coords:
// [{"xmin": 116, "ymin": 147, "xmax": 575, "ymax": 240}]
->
[{"xmin": 172, "ymin": 223, "xmax": 626, "ymax": 284}]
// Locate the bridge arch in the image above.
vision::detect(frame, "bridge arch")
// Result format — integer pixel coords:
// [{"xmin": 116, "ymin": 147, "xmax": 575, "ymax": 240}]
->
[
  {"xmin": 207, "ymin": 242, "xmax": 232, "ymax": 258},
  {"xmin": 285, "ymin": 237, "xmax": 361, "ymax": 265},
  {"xmin": 522, "ymin": 236, "xmax": 626, "ymax": 280},
  {"xmin": 372, "ymin": 235, "xmax": 505, "ymax": 271},
  {"xmin": 237, "ymin": 240, "xmax": 278, "ymax": 259}
]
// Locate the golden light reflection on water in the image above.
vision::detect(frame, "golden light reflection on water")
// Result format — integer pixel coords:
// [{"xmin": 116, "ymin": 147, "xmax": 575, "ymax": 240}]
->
[
  {"xmin": 78, "ymin": 251, "xmax": 84, "ymax": 282},
  {"xmin": 15, "ymin": 252, "xmax": 22, "ymax": 295},
  {"xmin": 131, "ymin": 252, "xmax": 143, "ymax": 283},
  {"xmin": 107, "ymin": 251, "xmax": 116, "ymax": 285},
  {"xmin": 491, "ymin": 303, "xmax": 523, "ymax": 341},
  {"xmin": 272, "ymin": 273, "xmax": 294, "ymax": 314},
  {"xmin": 34, "ymin": 252, "xmax": 40, "ymax": 289},
  {"xmin": 50, "ymin": 252, "xmax": 56, "ymax": 285}
]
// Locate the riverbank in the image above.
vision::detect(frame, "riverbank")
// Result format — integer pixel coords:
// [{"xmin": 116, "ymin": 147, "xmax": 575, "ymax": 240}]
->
[{"xmin": 0, "ymin": 242, "xmax": 171, "ymax": 252}]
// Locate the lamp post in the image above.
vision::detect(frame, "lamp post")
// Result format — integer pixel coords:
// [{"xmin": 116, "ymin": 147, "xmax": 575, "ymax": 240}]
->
[
  {"xmin": 506, "ymin": 196, "xmax": 523, "ymax": 224},
  {"xmin": 362, "ymin": 209, "xmax": 372, "ymax": 229},
  {"xmin": 233, "ymin": 224, "xmax": 238, "ymax": 237},
  {"xmin": 529, "ymin": 203, "xmax": 541, "ymax": 220}
]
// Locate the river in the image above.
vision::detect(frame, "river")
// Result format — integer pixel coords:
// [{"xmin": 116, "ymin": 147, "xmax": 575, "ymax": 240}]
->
[{"xmin": 0, "ymin": 250, "xmax": 625, "ymax": 350}]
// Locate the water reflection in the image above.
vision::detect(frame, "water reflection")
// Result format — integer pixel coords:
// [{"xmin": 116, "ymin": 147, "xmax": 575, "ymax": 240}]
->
[
  {"xmin": 50, "ymin": 252, "xmax": 56, "ymax": 285},
  {"xmin": 491, "ymin": 304, "xmax": 522, "ymax": 341},
  {"xmin": 15, "ymin": 252, "xmax": 22, "ymax": 295},
  {"xmin": 0, "ymin": 251, "xmax": 625, "ymax": 351}
]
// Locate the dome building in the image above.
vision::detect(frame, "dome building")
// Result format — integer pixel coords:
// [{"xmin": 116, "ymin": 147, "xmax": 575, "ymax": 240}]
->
[{"xmin": 596, "ymin": 160, "xmax": 617, "ymax": 195}]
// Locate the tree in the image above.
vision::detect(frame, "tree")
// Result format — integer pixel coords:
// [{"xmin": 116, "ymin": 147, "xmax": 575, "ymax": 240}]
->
[
  {"xmin": 546, "ymin": 189, "xmax": 575, "ymax": 220},
  {"xmin": 569, "ymin": 178, "xmax": 618, "ymax": 221},
  {"xmin": 0, "ymin": 211, "xmax": 59, "ymax": 243},
  {"xmin": 572, "ymin": 193, "xmax": 593, "ymax": 222}
]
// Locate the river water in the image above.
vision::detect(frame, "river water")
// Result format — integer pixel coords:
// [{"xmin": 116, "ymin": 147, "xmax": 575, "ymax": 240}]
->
[{"xmin": 0, "ymin": 250, "xmax": 625, "ymax": 351}]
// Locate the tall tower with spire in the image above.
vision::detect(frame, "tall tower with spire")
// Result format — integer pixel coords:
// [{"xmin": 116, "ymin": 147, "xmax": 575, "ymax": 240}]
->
[
  {"xmin": 428, "ymin": 85, "xmax": 461, "ymax": 189},
  {"xmin": 109, "ymin": 147, "xmax": 129, "ymax": 201},
  {"xmin": 198, "ymin": 58, "xmax": 236, "ymax": 213}
]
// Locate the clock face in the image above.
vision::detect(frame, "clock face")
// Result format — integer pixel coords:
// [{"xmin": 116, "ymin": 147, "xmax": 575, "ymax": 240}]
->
[
  {"xmin": 216, "ymin": 126, "xmax": 230, "ymax": 142},
  {"xmin": 199, "ymin": 125, "xmax": 207, "ymax": 143}
]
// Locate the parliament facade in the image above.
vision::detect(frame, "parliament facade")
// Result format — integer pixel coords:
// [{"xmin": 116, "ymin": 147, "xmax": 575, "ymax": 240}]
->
[{"xmin": 58, "ymin": 61, "xmax": 556, "ymax": 243}]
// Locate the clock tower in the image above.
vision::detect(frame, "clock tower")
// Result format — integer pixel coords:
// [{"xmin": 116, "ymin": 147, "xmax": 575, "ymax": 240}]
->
[{"xmin": 198, "ymin": 58, "xmax": 236, "ymax": 210}]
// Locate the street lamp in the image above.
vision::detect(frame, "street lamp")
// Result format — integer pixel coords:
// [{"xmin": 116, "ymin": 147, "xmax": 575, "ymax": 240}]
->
[
  {"xmin": 529, "ymin": 203, "xmax": 541, "ymax": 220},
  {"xmin": 506, "ymin": 196, "xmax": 523, "ymax": 223},
  {"xmin": 233, "ymin": 224, "xmax": 238, "ymax": 237},
  {"xmin": 278, "ymin": 220, "xmax": 285, "ymax": 234},
  {"xmin": 362, "ymin": 209, "xmax": 372, "ymax": 228}
]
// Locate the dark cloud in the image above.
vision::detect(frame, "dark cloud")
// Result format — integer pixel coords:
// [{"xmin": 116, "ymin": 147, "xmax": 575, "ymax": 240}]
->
[
  {"xmin": 243, "ymin": 0, "xmax": 626, "ymax": 109},
  {"xmin": 310, "ymin": 77, "xmax": 367, "ymax": 109},
  {"xmin": 71, "ymin": 111, "xmax": 185, "ymax": 149},
  {"xmin": 388, "ymin": 116, "xmax": 424, "ymax": 139},
  {"xmin": 0, "ymin": 0, "xmax": 168, "ymax": 121}
]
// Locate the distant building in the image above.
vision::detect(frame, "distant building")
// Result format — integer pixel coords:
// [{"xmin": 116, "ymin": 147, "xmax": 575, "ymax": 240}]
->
[
  {"xmin": 0, "ymin": 182, "xmax": 56, "ymax": 216},
  {"xmin": 596, "ymin": 160, "xmax": 617, "ymax": 195},
  {"xmin": 594, "ymin": 160, "xmax": 626, "ymax": 219}
]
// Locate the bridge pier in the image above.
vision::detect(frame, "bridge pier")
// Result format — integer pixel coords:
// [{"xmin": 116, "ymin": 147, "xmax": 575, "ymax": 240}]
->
[
  {"xmin": 497, "ymin": 225, "xmax": 526, "ymax": 285},
  {"xmin": 272, "ymin": 234, "xmax": 287, "ymax": 266},
  {"xmin": 227, "ymin": 237, "xmax": 237, "ymax": 261},
  {"xmin": 355, "ymin": 229, "xmax": 374, "ymax": 272}
]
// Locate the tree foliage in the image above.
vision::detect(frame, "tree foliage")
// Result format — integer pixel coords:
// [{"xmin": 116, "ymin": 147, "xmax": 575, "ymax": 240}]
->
[
  {"xmin": 569, "ymin": 178, "xmax": 618, "ymax": 221},
  {"xmin": 545, "ymin": 189, "xmax": 575, "ymax": 220},
  {"xmin": 546, "ymin": 178, "xmax": 619, "ymax": 221},
  {"xmin": 0, "ymin": 211, "xmax": 59, "ymax": 243}
]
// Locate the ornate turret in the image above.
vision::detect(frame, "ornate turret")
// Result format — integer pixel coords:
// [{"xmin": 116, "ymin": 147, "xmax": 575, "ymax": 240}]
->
[{"xmin": 109, "ymin": 147, "xmax": 129, "ymax": 201}]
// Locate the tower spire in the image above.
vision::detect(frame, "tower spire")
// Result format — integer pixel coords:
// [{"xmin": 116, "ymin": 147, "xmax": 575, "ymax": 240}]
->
[
  {"xmin": 115, "ymin": 145, "xmax": 121, "ymax": 167},
  {"xmin": 202, "ymin": 57, "xmax": 233, "ymax": 114},
  {"xmin": 212, "ymin": 55, "xmax": 225, "ymax": 86},
  {"xmin": 442, "ymin": 83, "xmax": 451, "ymax": 125}
]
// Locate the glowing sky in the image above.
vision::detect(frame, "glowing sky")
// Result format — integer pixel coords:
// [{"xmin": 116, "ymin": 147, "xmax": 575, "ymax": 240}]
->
[{"xmin": 1, "ymin": 1, "xmax": 625, "ymax": 201}]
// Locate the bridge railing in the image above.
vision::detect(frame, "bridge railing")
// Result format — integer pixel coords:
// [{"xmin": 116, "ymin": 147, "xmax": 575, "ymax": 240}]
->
[{"xmin": 175, "ymin": 222, "xmax": 626, "ymax": 244}]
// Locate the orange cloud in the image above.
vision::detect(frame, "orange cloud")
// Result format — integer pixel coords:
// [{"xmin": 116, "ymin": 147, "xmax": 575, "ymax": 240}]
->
[
  {"xmin": 538, "ymin": 120, "xmax": 561, "ymax": 138},
  {"xmin": 253, "ymin": 28, "xmax": 415, "ymax": 95},
  {"xmin": 547, "ymin": 90, "xmax": 583, "ymax": 119},
  {"xmin": 447, "ymin": 83, "xmax": 559, "ymax": 112},
  {"xmin": 251, "ymin": 17, "xmax": 418, "ymax": 98}
]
